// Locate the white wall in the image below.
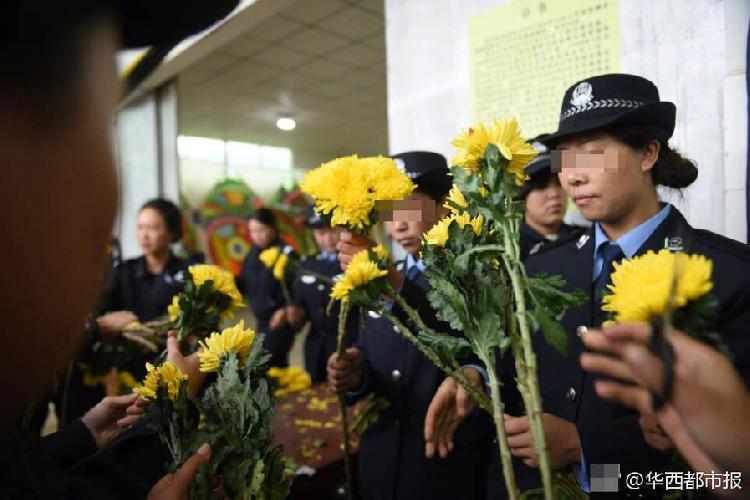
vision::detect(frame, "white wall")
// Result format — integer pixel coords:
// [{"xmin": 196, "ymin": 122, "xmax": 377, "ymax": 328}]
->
[
  {"xmin": 385, "ymin": 0, "xmax": 749, "ymax": 242},
  {"xmin": 114, "ymin": 83, "xmax": 182, "ymax": 258}
]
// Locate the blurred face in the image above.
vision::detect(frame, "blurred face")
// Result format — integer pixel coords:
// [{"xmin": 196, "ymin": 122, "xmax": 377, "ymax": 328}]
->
[
  {"xmin": 553, "ymin": 132, "xmax": 658, "ymax": 224},
  {"xmin": 525, "ymin": 175, "xmax": 566, "ymax": 232},
  {"xmin": 384, "ymin": 192, "xmax": 445, "ymax": 255},
  {"xmin": 313, "ymin": 227, "xmax": 340, "ymax": 254},
  {"xmin": 249, "ymin": 219, "xmax": 276, "ymax": 249},
  {"xmin": 0, "ymin": 20, "xmax": 119, "ymax": 422},
  {"xmin": 137, "ymin": 208, "xmax": 172, "ymax": 256}
]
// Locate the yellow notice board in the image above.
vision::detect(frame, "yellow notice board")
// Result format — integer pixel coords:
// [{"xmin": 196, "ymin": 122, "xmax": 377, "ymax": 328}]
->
[{"xmin": 469, "ymin": 0, "xmax": 620, "ymax": 138}]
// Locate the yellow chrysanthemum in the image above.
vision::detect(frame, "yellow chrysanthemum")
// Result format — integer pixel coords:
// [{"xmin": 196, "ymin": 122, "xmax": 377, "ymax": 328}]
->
[
  {"xmin": 371, "ymin": 244, "xmax": 390, "ymax": 262},
  {"xmin": 444, "ymin": 185, "xmax": 468, "ymax": 214},
  {"xmin": 423, "ymin": 212, "xmax": 483, "ymax": 247},
  {"xmin": 189, "ymin": 264, "xmax": 245, "ymax": 318},
  {"xmin": 167, "ymin": 295, "xmax": 180, "ymax": 322},
  {"xmin": 273, "ymin": 254, "xmax": 288, "ymax": 281},
  {"xmin": 450, "ymin": 118, "xmax": 537, "ymax": 186},
  {"xmin": 364, "ymin": 156, "xmax": 416, "ymax": 201},
  {"xmin": 424, "ymin": 216, "xmax": 452, "ymax": 247},
  {"xmin": 133, "ymin": 362, "xmax": 187, "ymax": 402},
  {"xmin": 330, "ymin": 249, "xmax": 388, "ymax": 302},
  {"xmin": 453, "ymin": 212, "xmax": 483, "ymax": 236},
  {"xmin": 268, "ymin": 366, "xmax": 312, "ymax": 397},
  {"xmin": 259, "ymin": 247, "xmax": 280, "ymax": 269},
  {"xmin": 198, "ymin": 320, "xmax": 256, "ymax": 373},
  {"xmin": 603, "ymin": 250, "xmax": 713, "ymax": 323},
  {"xmin": 300, "ymin": 155, "xmax": 414, "ymax": 231}
]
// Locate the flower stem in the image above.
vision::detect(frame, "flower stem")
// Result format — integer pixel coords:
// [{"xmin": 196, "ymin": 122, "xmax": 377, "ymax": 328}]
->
[
  {"xmin": 280, "ymin": 279, "xmax": 293, "ymax": 307},
  {"xmin": 502, "ymin": 221, "xmax": 554, "ymax": 500},
  {"xmin": 387, "ymin": 295, "xmax": 493, "ymax": 413},
  {"xmin": 478, "ymin": 350, "xmax": 520, "ymax": 500},
  {"xmin": 336, "ymin": 301, "xmax": 354, "ymax": 500}
]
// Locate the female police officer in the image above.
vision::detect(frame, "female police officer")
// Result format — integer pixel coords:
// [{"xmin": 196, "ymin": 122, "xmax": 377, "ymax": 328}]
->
[
  {"xmin": 510, "ymin": 73, "xmax": 750, "ymax": 493},
  {"xmin": 95, "ymin": 198, "xmax": 188, "ymax": 338},
  {"xmin": 425, "ymin": 73, "xmax": 750, "ymax": 496},
  {"xmin": 328, "ymin": 152, "xmax": 491, "ymax": 500},
  {"xmin": 238, "ymin": 208, "xmax": 297, "ymax": 367}
]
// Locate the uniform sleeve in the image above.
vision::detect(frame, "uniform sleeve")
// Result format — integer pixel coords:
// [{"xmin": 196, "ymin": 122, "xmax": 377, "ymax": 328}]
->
[
  {"xmin": 66, "ymin": 422, "xmax": 170, "ymax": 499},
  {"xmin": 717, "ymin": 286, "xmax": 750, "ymax": 386},
  {"xmin": 575, "ymin": 412, "xmax": 671, "ymax": 479},
  {"xmin": 345, "ymin": 320, "xmax": 373, "ymax": 404},
  {"xmin": 0, "ymin": 428, "xmax": 116, "ymax": 499},
  {"xmin": 41, "ymin": 419, "xmax": 98, "ymax": 470}
]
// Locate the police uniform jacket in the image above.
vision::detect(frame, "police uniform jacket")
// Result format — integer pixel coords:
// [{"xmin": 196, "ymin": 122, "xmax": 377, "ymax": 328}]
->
[
  {"xmin": 292, "ymin": 253, "xmax": 358, "ymax": 382},
  {"xmin": 0, "ymin": 419, "xmax": 167, "ymax": 499},
  {"xmin": 238, "ymin": 241, "xmax": 292, "ymax": 328},
  {"xmin": 238, "ymin": 241, "xmax": 297, "ymax": 367},
  {"xmin": 98, "ymin": 254, "xmax": 188, "ymax": 322},
  {"xmin": 348, "ymin": 262, "xmax": 491, "ymax": 500},
  {"xmin": 514, "ymin": 205, "xmax": 750, "ymax": 490},
  {"xmin": 519, "ymin": 221, "xmax": 583, "ymax": 261}
]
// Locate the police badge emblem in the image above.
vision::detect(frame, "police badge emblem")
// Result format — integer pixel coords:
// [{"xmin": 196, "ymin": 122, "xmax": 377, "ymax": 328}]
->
[
  {"xmin": 570, "ymin": 81, "xmax": 594, "ymax": 107},
  {"xmin": 576, "ymin": 233, "xmax": 590, "ymax": 250},
  {"xmin": 394, "ymin": 157, "xmax": 406, "ymax": 173},
  {"xmin": 664, "ymin": 236, "xmax": 684, "ymax": 251}
]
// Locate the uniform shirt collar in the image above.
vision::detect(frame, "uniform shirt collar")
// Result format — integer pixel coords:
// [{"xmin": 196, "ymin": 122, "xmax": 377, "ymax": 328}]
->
[
  {"xmin": 406, "ymin": 253, "xmax": 426, "ymax": 272},
  {"xmin": 594, "ymin": 203, "xmax": 672, "ymax": 259},
  {"xmin": 320, "ymin": 250, "xmax": 337, "ymax": 262}
]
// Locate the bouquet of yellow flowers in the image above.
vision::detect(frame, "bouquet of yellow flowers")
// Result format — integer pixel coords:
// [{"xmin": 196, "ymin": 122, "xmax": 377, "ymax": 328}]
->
[
  {"xmin": 135, "ymin": 320, "xmax": 293, "ymax": 499},
  {"xmin": 300, "ymin": 154, "xmax": 415, "ymax": 500},
  {"xmin": 300, "ymin": 155, "xmax": 415, "ymax": 232},
  {"xmin": 420, "ymin": 118, "xmax": 585, "ymax": 500},
  {"xmin": 167, "ymin": 264, "xmax": 245, "ymax": 348},
  {"xmin": 329, "ymin": 245, "xmax": 493, "ymax": 410},
  {"xmin": 133, "ymin": 361, "xmax": 196, "ymax": 467}
]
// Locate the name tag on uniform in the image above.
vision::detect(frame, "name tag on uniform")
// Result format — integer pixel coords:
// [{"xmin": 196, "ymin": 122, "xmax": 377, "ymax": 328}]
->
[
  {"xmin": 368, "ymin": 310, "xmax": 381, "ymax": 319},
  {"xmin": 301, "ymin": 275, "xmax": 316, "ymax": 285}
]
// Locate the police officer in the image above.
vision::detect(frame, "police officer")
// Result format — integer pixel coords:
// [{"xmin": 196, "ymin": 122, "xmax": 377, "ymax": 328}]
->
[
  {"xmin": 238, "ymin": 208, "xmax": 297, "ymax": 367},
  {"xmin": 519, "ymin": 139, "xmax": 583, "ymax": 260},
  {"xmin": 424, "ymin": 73, "xmax": 750, "ymax": 497},
  {"xmin": 287, "ymin": 213, "xmax": 358, "ymax": 383},
  {"xmin": 328, "ymin": 152, "xmax": 491, "ymax": 500},
  {"xmin": 95, "ymin": 198, "xmax": 188, "ymax": 335},
  {"xmin": 512, "ymin": 73, "xmax": 750, "ymax": 493}
]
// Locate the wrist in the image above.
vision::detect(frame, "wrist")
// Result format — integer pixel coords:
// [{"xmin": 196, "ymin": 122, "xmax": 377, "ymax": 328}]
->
[{"xmin": 80, "ymin": 413, "xmax": 103, "ymax": 447}]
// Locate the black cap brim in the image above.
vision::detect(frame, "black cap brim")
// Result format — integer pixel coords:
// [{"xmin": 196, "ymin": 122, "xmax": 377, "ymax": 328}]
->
[
  {"xmin": 541, "ymin": 101, "xmax": 676, "ymax": 148},
  {"xmin": 119, "ymin": 0, "xmax": 239, "ymax": 48}
]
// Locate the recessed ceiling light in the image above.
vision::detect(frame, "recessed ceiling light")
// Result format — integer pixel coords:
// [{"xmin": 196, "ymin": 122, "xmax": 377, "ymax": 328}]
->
[{"xmin": 276, "ymin": 117, "xmax": 296, "ymax": 131}]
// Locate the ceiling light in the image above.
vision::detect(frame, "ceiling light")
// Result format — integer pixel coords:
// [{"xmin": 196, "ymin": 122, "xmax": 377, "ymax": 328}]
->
[{"xmin": 276, "ymin": 117, "xmax": 296, "ymax": 131}]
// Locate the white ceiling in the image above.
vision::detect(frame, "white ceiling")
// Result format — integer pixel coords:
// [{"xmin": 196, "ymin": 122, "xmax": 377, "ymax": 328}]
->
[{"xmin": 177, "ymin": 0, "xmax": 387, "ymax": 169}]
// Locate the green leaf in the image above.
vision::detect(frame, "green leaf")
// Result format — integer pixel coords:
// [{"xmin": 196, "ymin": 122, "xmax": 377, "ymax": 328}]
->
[
  {"xmin": 417, "ymin": 330, "xmax": 472, "ymax": 365},
  {"xmin": 453, "ymin": 244, "xmax": 505, "ymax": 273},
  {"xmin": 532, "ymin": 305, "xmax": 568, "ymax": 356}
]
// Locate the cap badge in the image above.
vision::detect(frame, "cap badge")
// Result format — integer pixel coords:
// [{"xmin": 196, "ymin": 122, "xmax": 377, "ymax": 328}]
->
[
  {"xmin": 570, "ymin": 81, "xmax": 594, "ymax": 107},
  {"xmin": 394, "ymin": 158, "xmax": 406, "ymax": 173}
]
